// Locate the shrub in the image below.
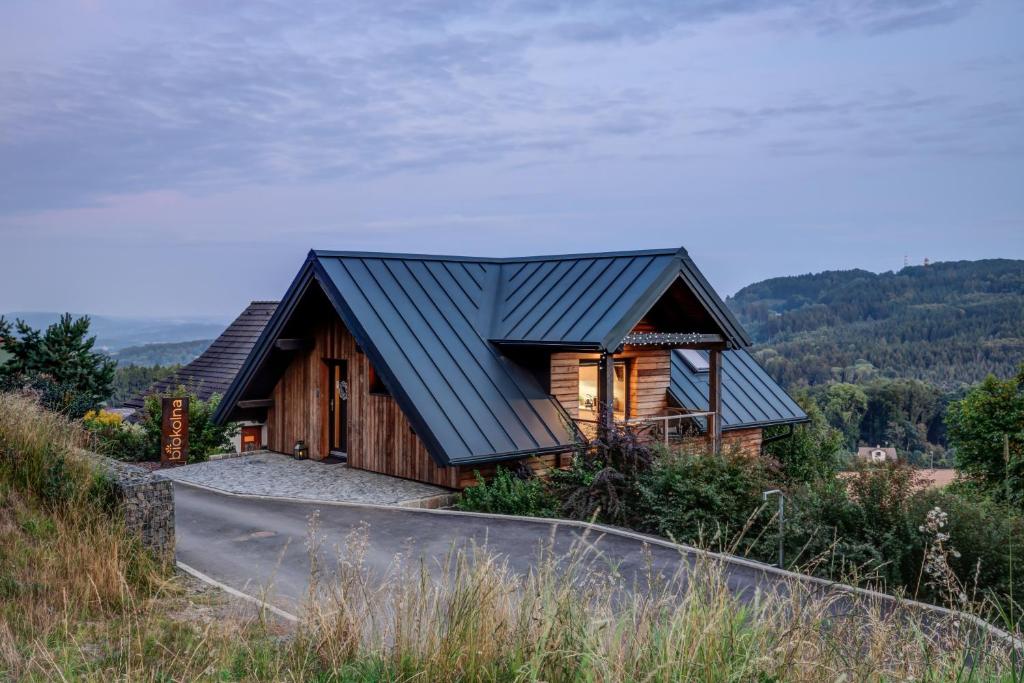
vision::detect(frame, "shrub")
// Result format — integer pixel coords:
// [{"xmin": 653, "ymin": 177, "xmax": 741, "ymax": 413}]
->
[
  {"xmin": 138, "ymin": 389, "xmax": 237, "ymax": 463},
  {"xmin": 83, "ymin": 409, "xmax": 150, "ymax": 461},
  {"xmin": 456, "ymin": 467, "xmax": 558, "ymax": 517},
  {"xmin": 0, "ymin": 372, "xmax": 98, "ymax": 419},
  {"xmin": 549, "ymin": 429, "xmax": 656, "ymax": 526},
  {"xmin": 763, "ymin": 394, "xmax": 844, "ymax": 484},
  {"xmin": 909, "ymin": 488, "xmax": 1024, "ymax": 613},
  {"xmin": 632, "ymin": 448, "xmax": 777, "ymax": 555}
]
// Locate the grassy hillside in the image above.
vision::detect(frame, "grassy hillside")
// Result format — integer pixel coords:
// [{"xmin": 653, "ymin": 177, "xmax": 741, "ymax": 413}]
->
[
  {"xmin": 107, "ymin": 338, "xmax": 211, "ymax": 367},
  {"xmin": 727, "ymin": 259, "xmax": 1024, "ymax": 389}
]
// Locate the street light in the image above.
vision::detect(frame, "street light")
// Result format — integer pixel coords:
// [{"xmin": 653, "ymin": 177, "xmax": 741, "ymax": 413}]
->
[{"xmin": 763, "ymin": 489, "xmax": 784, "ymax": 569}]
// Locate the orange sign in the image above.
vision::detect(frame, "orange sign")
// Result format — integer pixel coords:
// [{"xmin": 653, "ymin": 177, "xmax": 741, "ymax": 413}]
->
[{"xmin": 161, "ymin": 397, "xmax": 189, "ymax": 466}]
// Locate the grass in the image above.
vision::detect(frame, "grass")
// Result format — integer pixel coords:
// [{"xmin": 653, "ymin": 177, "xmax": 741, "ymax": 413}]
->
[{"xmin": 0, "ymin": 390, "xmax": 1022, "ymax": 681}]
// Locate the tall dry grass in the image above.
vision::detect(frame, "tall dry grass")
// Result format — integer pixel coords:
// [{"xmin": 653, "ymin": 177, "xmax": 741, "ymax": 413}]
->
[{"xmin": 291, "ymin": 519, "xmax": 1021, "ymax": 682}]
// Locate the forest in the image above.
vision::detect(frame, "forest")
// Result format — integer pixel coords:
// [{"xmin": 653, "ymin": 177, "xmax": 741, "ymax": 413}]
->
[{"xmin": 728, "ymin": 259, "xmax": 1024, "ymax": 461}]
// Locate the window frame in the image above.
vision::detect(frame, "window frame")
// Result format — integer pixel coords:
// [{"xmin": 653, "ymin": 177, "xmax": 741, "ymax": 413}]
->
[{"xmin": 578, "ymin": 359, "xmax": 630, "ymax": 419}]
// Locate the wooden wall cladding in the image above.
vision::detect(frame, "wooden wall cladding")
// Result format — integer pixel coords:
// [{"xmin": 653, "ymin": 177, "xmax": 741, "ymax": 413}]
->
[
  {"xmin": 721, "ymin": 427, "xmax": 763, "ymax": 457},
  {"xmin": 266, "ymin": 314, "xmax": 459, "ymax": 488},
  {"xmin": 549, "ymin": 348, "xmax": 671, "ymax": 421}
]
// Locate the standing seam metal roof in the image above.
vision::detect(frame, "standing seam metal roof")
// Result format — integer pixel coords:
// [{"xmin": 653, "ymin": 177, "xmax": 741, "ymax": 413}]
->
[
  {"xmin": 668, "ymin": 349, "xmax": 807, "ymax": 431},
  {"xmin": 316, "ymin": 256, "xmax": 575, "ymax": 463},
  {"xmin": 217, "ymin": 247, "xmax": 769, "ymax": 466}
]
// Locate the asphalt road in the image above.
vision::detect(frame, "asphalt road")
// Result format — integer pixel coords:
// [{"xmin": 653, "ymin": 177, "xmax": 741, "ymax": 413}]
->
[{"xmin": 173, "ymin": 482, "xmax": 783, "ymax": 615}]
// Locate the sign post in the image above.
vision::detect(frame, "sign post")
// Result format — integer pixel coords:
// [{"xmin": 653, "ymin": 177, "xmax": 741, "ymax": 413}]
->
[{"xmin": 160, "ymin": 396, "xmax": 189, "ymax": 467}]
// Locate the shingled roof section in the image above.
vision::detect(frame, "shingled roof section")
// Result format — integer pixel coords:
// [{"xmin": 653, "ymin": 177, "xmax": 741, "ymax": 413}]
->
[
  {"xmin": 668, "ymin": 348, "xmax": 808, "ymax": 431},
  {"xmin": 122, "ymin": 301, "xmax": 278, "ymax": 412}
]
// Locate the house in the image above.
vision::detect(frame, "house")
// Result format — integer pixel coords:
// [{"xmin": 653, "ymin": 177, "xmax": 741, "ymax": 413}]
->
[
  {"xmin": 214, "ymin": 247, "xmax": 807, "ymax": 488},
  {"xmin": 856, "ymin": 446, "xmax": 899, "ymax": 463},
  {"xmin": 124, "ymin": 301, "xmax": 278, "ymax": 452}
]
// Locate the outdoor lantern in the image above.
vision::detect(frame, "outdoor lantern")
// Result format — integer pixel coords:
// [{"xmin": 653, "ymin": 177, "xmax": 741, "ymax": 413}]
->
[{"xmin": 293, "ymin": 440, "xmax": 309, "ymax": 460}]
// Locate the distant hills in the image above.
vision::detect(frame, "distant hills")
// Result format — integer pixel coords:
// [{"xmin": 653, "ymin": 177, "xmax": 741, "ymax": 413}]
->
[
  {"xmin": 107, "ymin": 339, "xmax": 213, "ymax": 367},
  {"xmin": 0, "ymin": 311, "xmax": 228, "ymax": 351},
  {"xmin": 727, "ymin": 259, "xmax": 1024, "ymax": 390}
]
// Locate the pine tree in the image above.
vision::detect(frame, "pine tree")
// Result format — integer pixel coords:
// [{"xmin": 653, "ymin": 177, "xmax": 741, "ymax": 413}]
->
[{"xmin": 0, "ymin": 314, "xmax": 116, "ymax": 415}]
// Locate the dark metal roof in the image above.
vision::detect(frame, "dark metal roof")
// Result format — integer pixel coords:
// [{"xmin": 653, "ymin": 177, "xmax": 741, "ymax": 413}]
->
[
  {"xmin": 313, "ymin": 255, "xmax": 577, "ymax": 465},
  {"xmin": 123, "ymin": 301, "xmax": 278, "ymax": 411},
  {"xmin": 668, "ymin": 349, "xmax": 807, "ymax": 431},
  {"xmin": 216, "ymin": 247, "xmax": 761, "ymax": 466},
  {"xmin": 490, "ymin": 249, "xmax": 753, "ymax": 349}
]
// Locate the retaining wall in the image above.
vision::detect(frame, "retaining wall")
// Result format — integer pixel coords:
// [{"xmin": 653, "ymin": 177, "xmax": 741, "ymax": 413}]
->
[{"xmin": 89, "ymin": 454, "xmax": 175, "ymax": 560}]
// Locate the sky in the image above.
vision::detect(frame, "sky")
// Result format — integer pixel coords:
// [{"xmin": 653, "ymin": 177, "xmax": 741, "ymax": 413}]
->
[{"xmin": 1, "ymin": 0, "xmax": 1022, "ymax": 320}]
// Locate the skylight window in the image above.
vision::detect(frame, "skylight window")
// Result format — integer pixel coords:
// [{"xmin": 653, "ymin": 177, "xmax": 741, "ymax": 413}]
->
[{"xmin": 679, "ymin": 349, "xmax": 709, "ymax": 373}]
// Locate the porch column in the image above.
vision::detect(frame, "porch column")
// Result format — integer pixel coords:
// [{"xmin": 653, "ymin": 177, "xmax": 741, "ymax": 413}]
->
[
  {"xmin": 598, "ymin": 351, "xmax": 616, "ymax": 435},
  {"xmin": 708, "ymin": 347, "xmax": 723, "ymax": 453}
]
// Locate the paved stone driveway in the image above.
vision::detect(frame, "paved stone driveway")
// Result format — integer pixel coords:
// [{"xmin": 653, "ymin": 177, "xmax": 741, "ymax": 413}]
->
[{"xmin": 156, "ymin": 452, "xmax": 456, "ymax": 507}]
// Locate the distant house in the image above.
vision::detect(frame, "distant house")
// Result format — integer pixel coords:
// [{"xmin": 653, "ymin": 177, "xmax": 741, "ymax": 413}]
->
[
  {"xmin": 124, "ymin": 301, "xmax": 278, "ymax": 452},
  {"xmin": 857, "ymin": 446, "xmax": 898, "ymax": 463},
  {"xmin": 214, "ymin": 247, "xmax": 808, "ymax": 488}
]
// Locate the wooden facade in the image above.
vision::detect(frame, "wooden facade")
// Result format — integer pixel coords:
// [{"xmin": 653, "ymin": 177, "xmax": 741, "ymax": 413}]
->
[
  {"xmin": 266, "ymin": 308, "xmax": 579, "ymax": 489},
  {"xmin": 267, "ymin": 313, "xmax": 461, "ymax": 488},
  {"xmin": 549, "ymin": 347, "xmax": 764, "ymax": 458}
]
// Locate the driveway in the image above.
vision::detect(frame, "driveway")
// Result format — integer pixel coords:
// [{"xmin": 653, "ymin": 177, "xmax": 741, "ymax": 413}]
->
[
  {"xmin": 173, "ymin": 482, "xmax": 779, "ymax": 616},
  {"xmin": 160, "ymin": 452, "xmax": 455, "ymax": 507}
]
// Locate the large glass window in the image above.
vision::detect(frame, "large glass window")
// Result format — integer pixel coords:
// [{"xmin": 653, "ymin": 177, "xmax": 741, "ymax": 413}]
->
[{"xmin": 578, "ymin": 360, "xmax": 628, "ymax": 421}]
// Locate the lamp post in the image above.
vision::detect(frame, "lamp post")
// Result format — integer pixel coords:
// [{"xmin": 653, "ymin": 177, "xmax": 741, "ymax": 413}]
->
[{"xmin": 763, "ymin": 489, "xmax": 784, "ymax": 569}]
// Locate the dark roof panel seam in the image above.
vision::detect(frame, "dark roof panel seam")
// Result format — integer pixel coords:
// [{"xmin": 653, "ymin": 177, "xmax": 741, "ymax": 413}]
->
[
  {"xmin": 338, "ymin": 259, "xmax": 479, "ymax": 456},
  {"xmin": 412, "ymin": 259, "xmax": 565, "ymax": 447},
  {"xmin": 385, "ymin": 259, "xmax": 521, "ymax": 450},
  {"xmin": 504, "ymin": 257, "xmax": 592, "ymax": 339}
]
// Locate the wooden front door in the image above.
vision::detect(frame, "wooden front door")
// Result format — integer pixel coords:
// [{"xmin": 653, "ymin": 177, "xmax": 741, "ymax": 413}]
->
[{"xmin": 325, "ymin": 359, "xmax": 348, "ymax": 455}]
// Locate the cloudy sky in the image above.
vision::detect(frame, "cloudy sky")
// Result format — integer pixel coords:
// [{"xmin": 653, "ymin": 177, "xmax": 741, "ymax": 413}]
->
[{"xmin": 1, "ymin": 0, "xmax": 1022, "ymax": 319}]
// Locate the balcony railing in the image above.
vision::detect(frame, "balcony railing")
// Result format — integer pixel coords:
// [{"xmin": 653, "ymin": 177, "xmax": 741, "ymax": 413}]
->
[{"xmin": 575, "ymin": 408, "xmax": 715, "ymax": 446}]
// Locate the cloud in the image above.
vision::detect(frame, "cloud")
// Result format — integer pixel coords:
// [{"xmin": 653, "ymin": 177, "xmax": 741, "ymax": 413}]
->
[{"xmin": 0, "ymin": 0, "xmax": 1007, "ymax": 217}]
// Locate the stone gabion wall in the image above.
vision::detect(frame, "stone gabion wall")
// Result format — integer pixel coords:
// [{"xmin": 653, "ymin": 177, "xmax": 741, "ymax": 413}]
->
[{"xmin": 90, "ymin": 455, "xmax": 175, "ymax": 561}]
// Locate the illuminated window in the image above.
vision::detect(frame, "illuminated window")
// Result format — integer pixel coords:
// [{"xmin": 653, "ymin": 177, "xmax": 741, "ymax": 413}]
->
[{"xmin": 578, "ymin": 360, "xmax": 628, "ymax": 420}]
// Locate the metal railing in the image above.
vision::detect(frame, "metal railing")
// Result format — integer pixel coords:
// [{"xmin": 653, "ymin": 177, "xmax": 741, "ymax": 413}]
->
[{"xmin": 576, "ymin": 408, "xmax": 716, "ymax": 446}]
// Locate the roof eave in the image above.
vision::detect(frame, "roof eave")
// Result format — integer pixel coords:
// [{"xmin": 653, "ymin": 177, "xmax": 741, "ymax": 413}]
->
[{"xmin": 213, "ymin": 256, "xmax": 319, "ymax": 425}]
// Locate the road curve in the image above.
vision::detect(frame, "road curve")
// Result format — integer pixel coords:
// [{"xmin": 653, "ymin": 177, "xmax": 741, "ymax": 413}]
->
[{"xmin": 173, "ymin": 481, "xmax": 777, "ymax": 614}]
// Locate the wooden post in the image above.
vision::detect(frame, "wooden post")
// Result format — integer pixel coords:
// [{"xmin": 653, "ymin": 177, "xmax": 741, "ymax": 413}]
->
[
  {"xmin": 598, "ymin": 351, "xmax": 616, "ymax": 435},
  {"xmin": 708, "ymin": 348, "xmax": 722, "ymax": 453}
]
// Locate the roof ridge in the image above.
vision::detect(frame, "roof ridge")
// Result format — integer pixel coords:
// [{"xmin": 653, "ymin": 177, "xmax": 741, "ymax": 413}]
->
[{"xmin": 311, "ymin": 246, "xmax": 685, "ymax": 263}]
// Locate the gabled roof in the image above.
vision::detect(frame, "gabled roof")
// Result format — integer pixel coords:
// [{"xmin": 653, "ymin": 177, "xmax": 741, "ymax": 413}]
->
[
  {"xmin": 313, "ymin": 246, "xmax": 750, "ymax": 350},
  {"xmin": 216, "ymin": 247, "xmax": 758, "ymax": 466},
  {"xmin": 123, "ymin": 301, "xmax": 278, "ymax": 411},
  {"xmin": 668, "ymin": 349, "xmax": 807, "ymax": 431}
]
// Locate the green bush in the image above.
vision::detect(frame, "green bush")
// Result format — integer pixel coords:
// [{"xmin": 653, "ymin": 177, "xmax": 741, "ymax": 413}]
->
[
  {"xmin": 909, "ymin": 488, "xmax": 1024, "ymax": 611},
  {"xmin": 632, "ymin": 449, "xmax": 776, "ymax": 554},
  {"xmin": 83, "ymin": 411, "xmax": 150, "ymax": 461},
  {"xmin": 456, "ymin": 467, "xmax": 558, "ymax": 517},
  {"xmin": 138, "ymin": 390, "xmax": 237, "ymax": 463}
]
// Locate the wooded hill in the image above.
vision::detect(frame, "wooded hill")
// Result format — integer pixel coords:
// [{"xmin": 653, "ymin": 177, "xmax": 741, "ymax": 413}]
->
[{"xmin": 727, "ymin": 259, "xmax": 1024, "ymax": 390}]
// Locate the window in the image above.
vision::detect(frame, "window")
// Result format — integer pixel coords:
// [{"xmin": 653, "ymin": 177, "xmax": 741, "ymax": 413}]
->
[
  {"xmin": 368, "ymin": 365, "xmax": 389, "ymax": 395},
  {"xmin": 578, "ymin": 360, "xmax": 628, "ymax": 420},
  {"xmin": 679, "ymin": 349, "xmax": 709, "ymax": 373}
]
